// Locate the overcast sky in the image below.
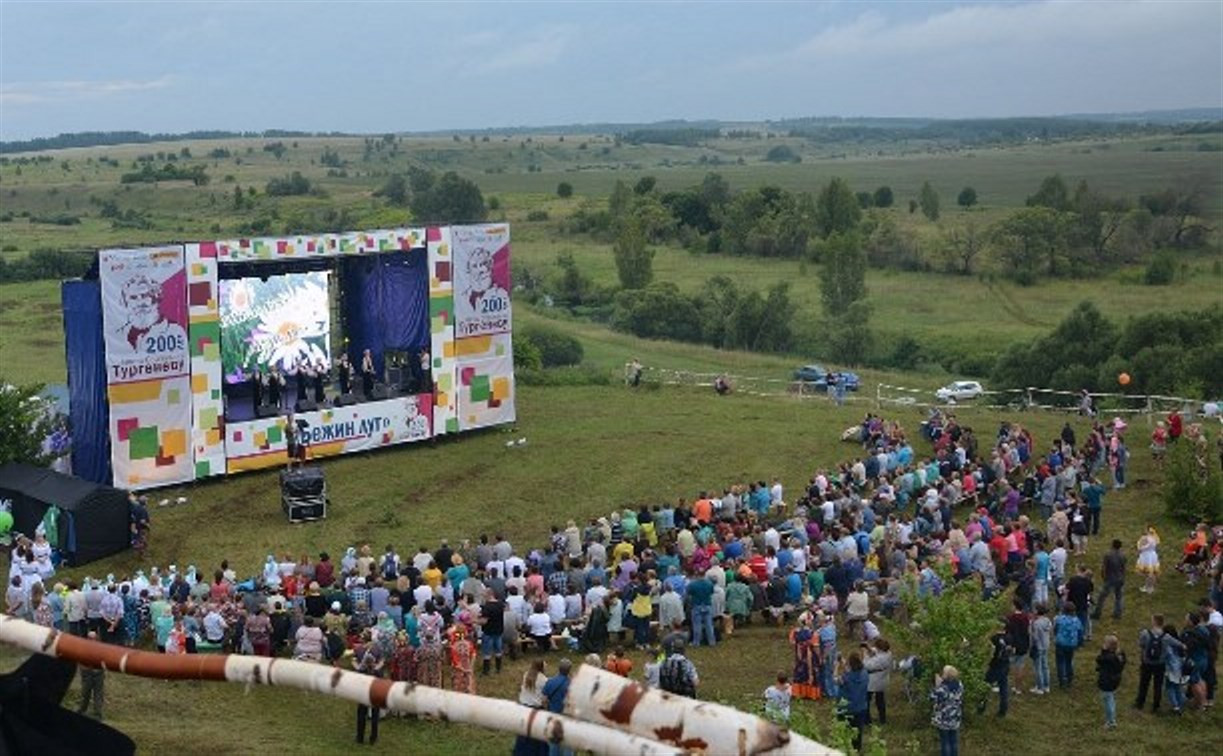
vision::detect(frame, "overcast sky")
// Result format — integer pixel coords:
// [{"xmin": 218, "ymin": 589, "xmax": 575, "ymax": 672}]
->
[{"xmin": 1, "ymin": 1, "xmax": 1220, "ymax": 140}]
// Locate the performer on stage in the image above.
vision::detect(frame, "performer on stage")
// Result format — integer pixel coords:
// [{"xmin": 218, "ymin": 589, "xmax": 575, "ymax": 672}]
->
[
  {"xmin": 268, "ymin": 368, "xmax": 284, "ymax": 410},
  {"xmin": 252, "ymin": 368, "xmax": 264, "ymax": 410},
  {"xmin": 361, "ymin": 348, "xmax": 375, "ymax": 400},
  {"xmin": 284, "ymin": 413, "xmax": 305, "ymax": 470},
  {"xmin": 295, "ymin": 360, "xmax": 309, "ymax": 405},
  {"xmin": 313, "ymin": 359, "xmax": 327, "ymax": 404},
  {"xmin": 418, "ymin": 348, "xmax": 432, "ymax": 393},
  {"xmin": 337, "ymin": 353, "xmax": 353, "ymax": 396}
]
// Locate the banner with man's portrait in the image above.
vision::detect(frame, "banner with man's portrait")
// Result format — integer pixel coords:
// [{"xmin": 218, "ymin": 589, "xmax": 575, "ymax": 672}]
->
[
  {"xmin": 100, "ymin": 246, "xmax": 190, "ymax": 384},
  {"xmin": 451, "ymin": 224, "xmax": 511, "ymax": 339},
  {"xmin": 99, "ymin": 246, "xmax": 194, "ymax": 489}
]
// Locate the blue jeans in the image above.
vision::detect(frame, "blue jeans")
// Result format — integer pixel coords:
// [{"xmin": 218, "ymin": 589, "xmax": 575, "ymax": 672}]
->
[
  {"xmin": 1033, "ymin": 649, "xmax": 1050, "ymax": 691},
  {"xmin": 938, "ymin": 728, "xmax": 959, "ymax": 756},
  {"xmin": 821, "ymin": 644, "xmax": 839, "ymax": 698},
  {"xmin": 1165, "ymin": 679, "xmax": 1185, "ymax": 711},
  {"xmin": 1055, "ymin": 645, "xmax": 1076, "ymax": 687},
  {"xmin": 690, "ymin": 605, "xmax": 715, "ymax": 647},
  {"xmin": 1100, "ymin": 690, "xmax": 1116, "ymax": 725},
  {"xmin": 481, "ymin": 633, "xmax": 503, "ymax": 657},
  {"xmin": 632, "ymin": 615, "xmax": 650, "ymax": 647}
]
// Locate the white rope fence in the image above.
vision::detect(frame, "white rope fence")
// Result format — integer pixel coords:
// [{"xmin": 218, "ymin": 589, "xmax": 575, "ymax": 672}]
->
[
  {"xmin": 628, "ymin": 365, "xmax": 869, "ymax": 404},
  {"xmin": 875, "ymin": 383, "xmax": 1204, "ymax": 417}
]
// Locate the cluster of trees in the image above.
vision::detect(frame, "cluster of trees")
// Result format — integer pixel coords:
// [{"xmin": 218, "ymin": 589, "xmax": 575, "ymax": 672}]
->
[
  {"xmin": 0, "ymin": 248, "xmax": 93, "ymax": 283},
  {"xmin": 119, "ymin": 162, "xmax": 209, "ymax": 186},
  {"xmin": 981, "ymin": 174, "xmax": 1211, "ymax": 283},
  {"xmin": 265, "ymin": 171, "xmax": 313, "ymax": 196},
  {"xmin": 620, "ymin": 128, "xmax": 719, "ymax": 147},
  {"xmin": 992, "ymin": 301, "xmax": 1223, "ymax": 398},
  {"xmin": 377, "ymin": 167, "xmax": 486, "ymax": 222},
  {"xmin": 610, "ymin": 277, "xmax": 797, "ymax": 354},
  {"xmin": 512, "ymin": 324, "xmax": 585, "ymax": 371}
]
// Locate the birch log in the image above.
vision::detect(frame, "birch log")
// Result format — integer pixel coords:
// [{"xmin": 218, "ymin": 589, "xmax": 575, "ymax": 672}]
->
[
  {"xmin": 0, "ymin": 617, "xmax": 678, "ymax": 756},
  {"xmin": 564, "ymin": 665, "xmax": 841, "ymax": 755}
]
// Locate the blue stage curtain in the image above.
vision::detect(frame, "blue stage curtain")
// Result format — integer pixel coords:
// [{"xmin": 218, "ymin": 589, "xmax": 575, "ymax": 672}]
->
[
  {"xmin": 379, "ymin": 248, "xmax": 430, "ymax": 352},
  {"xmin": 61, "ymin": 279, "xmax": 110, "ymax": 485},
  {"xmin": 341, "ymin": 250, "xmax": 429, "ymax": 376}
]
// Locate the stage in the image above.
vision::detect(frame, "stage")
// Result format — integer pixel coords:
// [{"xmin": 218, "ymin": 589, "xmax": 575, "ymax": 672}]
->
[{"xmin": 63, "ymin": 224, "xmax": 517, "ymax": 490}]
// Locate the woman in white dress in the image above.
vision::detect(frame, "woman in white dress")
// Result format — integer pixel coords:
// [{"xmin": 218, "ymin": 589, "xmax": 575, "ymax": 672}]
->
[
  {"xmin": 1136, "ymin": 526, "xmax": 1160, "ymax": 594},
  {"xmin": 31, "ymin": 532, "xmax": 54, "ymax": 580}
]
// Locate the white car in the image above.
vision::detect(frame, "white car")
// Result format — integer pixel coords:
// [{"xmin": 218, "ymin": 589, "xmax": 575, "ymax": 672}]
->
[{"xmin": 936, "ymin": 380, "xmax": 984, "ymax": 402}]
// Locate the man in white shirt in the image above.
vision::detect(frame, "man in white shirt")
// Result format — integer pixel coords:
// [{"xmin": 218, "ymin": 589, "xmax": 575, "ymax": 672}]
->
[
  {"xmin": 504, "ymin": 554, "xmax": 526, "ymax": 583},
  {"xmin": 546, "ymin": 591, "xmax": 566, "ymax": 625},
  {"xmin": 65, "ymin": 582, "xmax": 88, "ymax": 636},
  {"xmin": 659, "ymin": 583, "xmax": 685, "ymax": 629},
  {"xmin": 412, "ymin": 581, "xmax": 433, "ymax": 610},
  {"xmin": 585, "ymin": 580, "xmax": 609, "ymax": 611},
  {"xmin": 203, "ymin": 605, "xmax": 228, "ymax": 644},
  {"xmin": 99, "ymin": 585, "xmax": 124, "ymax": 644},
  {"xmin": 1048, "ymin": 540, "xmax": 1069, "ymax": 594},
  {"xmin": 506, "ymin": 587, "xmax": 530, "ymax": 626},
  {"xmin": 770, "ymin": 479, "xmax": 783, "ymax": 506}
]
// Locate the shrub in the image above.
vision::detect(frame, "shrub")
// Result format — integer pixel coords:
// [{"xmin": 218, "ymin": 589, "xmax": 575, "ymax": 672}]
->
[
  {"xmin": 521, "ymin": 325, "xmax": 583, "ymax": 367},
  {"xmin": 1162, "ymin": 435, "xmax": 1223, "ymax": 523},
  {"xmin": 526, "ymin": 210, "xmax": 549, "ymax": 222},
  {"xmin": 512, "ymin": 334, "xmax": 543, "ymax": 371},
  {"xmin": 1144, "ymin": 249, "xmax": 1176, "ymax": 285},
  {"xmin": 556, "ymin": 182, "xmax": 574, "ymax": 198}
]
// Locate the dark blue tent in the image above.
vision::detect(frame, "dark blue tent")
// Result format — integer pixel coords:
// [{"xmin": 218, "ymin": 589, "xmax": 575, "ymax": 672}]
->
[{"xmin": 0, "ymin": 463, "xmax": 129, "ymax": 566}]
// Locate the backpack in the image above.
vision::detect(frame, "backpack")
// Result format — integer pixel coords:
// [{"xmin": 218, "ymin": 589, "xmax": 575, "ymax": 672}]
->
[
  {"xmin": 382, "ymin": 557, "xmax": 398, "ymax": 581},
  {"xmin": 660, "ymin": 655, "xmax": 695, "ymax": 697},
  {"xmin": 1142, "ymin": 630, "xmax": 1164, "ymax": 666}
]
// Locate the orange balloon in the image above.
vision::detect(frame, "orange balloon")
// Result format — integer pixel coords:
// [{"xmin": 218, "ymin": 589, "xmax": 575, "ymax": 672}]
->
[{"xmin": 1118, "ymin": 372, "xmax": 1131, "ymax": 386}]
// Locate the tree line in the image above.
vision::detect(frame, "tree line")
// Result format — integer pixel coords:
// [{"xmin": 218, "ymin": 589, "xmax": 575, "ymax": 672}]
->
[{"xmin": 992, "ymin": 301, "xmax": 1222, "ymax": 399}]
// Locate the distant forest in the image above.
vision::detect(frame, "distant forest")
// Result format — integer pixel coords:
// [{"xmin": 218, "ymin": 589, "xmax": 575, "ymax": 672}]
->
[{"xmin": 3, "ymin": 108, "xmax": 1219, "ymax": 154}]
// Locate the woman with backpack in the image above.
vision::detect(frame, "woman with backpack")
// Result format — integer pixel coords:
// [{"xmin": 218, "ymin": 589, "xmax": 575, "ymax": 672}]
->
[
  {"xmin": 1095, "ymin": 634, "xmax": 1126, "ymax": 729},
  {"xmin": 1054, "ymin": 601, "xmax": 1084, "ymax": 688}
]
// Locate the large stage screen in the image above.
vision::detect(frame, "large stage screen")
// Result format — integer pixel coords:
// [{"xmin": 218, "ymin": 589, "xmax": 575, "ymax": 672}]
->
[{"xmin": 219, "ymin": 271, "xmax": 331, "ymax": 381}]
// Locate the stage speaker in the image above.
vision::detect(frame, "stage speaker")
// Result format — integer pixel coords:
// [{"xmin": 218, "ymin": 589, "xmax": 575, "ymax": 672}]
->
[
  {"xmin": 386, "ymin": 367, "xmax": 403, "ymax": 387},
  {"xmin": 280, "ymin": 467, "xmax": 325, "ymax": 498},
  {"xmin": 335, "ymin": 393, "xmax": 356, "ymax": 407},
  {"xmin": 256, "ymin": 404, "xmax": 280, "ymax": 418},
  {"xmin": 283, "ymin": 497, "xmax": 326, "ymax": 523},
  {"xmin": 371, "ymin": 383, "xmax": 389, "ymax": 401},
  {"xmin": 295, "ymin": 398, "xmax": 318, "ymax": 413}
]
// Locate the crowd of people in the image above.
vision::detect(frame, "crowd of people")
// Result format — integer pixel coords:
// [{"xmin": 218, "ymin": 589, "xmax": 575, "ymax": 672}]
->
[{"xmin": 6, "ymin": 407, "xmax": 1221, "ymax": 752}]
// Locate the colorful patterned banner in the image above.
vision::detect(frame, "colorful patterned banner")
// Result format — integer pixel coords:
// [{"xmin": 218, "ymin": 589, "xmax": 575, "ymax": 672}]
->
[
  {"xmin": 99, "ymin": 245, "xmax": 194, "ymax": 489},
  {"xmin": 456, "ymin": 333, "xmax": 517, "ymax": 431},
  {"xmin": 427, "ymin": 226, "xmax": 459, "ymax": 435},
  {"xmin": 184, "ymin": 243, "xmax": 226, "ymax": 480},
  {"xmin": 451, "ymin": 224, "xmax": 511, "ymax": 339},
  {"xmin": 212, "ymin": 229, "xmax": 425, "ymax": 263},
  {"xmin": 225, "ymin": 394, "xmax": 432, "ymax": 473}
]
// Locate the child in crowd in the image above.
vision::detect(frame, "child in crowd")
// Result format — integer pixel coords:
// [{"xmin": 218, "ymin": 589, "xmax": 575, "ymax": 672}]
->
[{"xmin": 764, "ymin": 672, "xmax": 792, "ymax": 723}]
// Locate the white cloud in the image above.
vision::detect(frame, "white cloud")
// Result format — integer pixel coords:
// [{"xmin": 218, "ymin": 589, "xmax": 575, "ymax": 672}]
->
[
  {"xmin": 449, "ymin": 25, "xmax": 576, "ymax": 75},
  {"xmin": 0, "ymin": 75, "xmax": 173, "ymax": 105},
  {"xmin": 738, "ymin": 1, "xmax": 1215, "ymax": 70}
]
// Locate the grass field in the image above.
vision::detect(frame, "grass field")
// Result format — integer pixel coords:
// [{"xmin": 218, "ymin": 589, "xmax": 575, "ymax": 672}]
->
[
  {"xmin": 1, "ymin": 280, "xmax": 1221, "ymax": 754},
  {"xmin": 1, "ymin": 379, "xmax": 1219, "ymax": 754},
  {"xmin": 0, "ymin": 128, "xmax": 1220, "ymax": 753}
]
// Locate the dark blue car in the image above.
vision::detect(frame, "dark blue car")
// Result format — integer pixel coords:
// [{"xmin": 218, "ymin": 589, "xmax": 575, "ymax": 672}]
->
[{"xmin": 793, "ymin": 364, "xmax": 860, "ymax": 392}]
